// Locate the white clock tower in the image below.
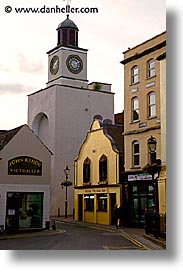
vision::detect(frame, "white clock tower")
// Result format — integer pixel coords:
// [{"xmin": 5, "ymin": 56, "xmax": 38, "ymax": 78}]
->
[
  {"xmin": 28, "ymin": 15, "xmax": 114, "ymax": 217},
  {"xmin": 47, "ymin": 15, "xmax": 88, "ymax": 89}
]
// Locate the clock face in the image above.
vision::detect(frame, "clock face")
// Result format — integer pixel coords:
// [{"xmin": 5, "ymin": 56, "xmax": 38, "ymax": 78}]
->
[
  {"xmin": 66, "ymin": 55, "xmax": 83, "ymax": 74},
  {"xmin": 50, "ymin": 55, "xmax": 59, "ymax": 75}
]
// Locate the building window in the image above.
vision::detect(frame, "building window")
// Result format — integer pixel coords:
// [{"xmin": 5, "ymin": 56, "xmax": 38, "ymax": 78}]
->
[
  {"xmin": 99, "ymin": 155, "xmax": 107, "ymax": 182},
  {"xmin": 97, "ymin": 194, "xmax": 107, "ymax": 211},
  {"xmin": 148, "ymin": 92, "xmax": 156, "ymax": 118},
  {"xmin": 147, "ymin": 59, "xmax": 155, "ymax": 78},
  {"xmin": 6, "ymin": 192, "xmax": 43, "ymax": 230},
  {"xmin": 84, "ymin": 195, "xmax": 94, "ymax": 211},
  {"xmin": 83, "ymin": 157, "xmax": 91, "ymax": 183},
  {"xmin": 131, "ymin": 66, "xmax": 139, "ymax": 84},
  {"xmin": 132, "ymin": 97, "xmax": 139, "ymax": 122},
  {"xmin": 62, "ymin": 29, "xmax": 68, "ymax": 45},
  {"xmin": 132, "ymin": 141, "xmax": 140, "ymax": 167},
  {"xmin": 69, "ymin": 29, "xmax": 75, "ymax": 46}
]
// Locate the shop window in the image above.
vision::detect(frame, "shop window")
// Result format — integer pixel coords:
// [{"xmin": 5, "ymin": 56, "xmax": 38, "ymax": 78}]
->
[
  {"xmin": 99, "ymin": 155, "xmax": 107, "ymax": 182},
  {"xmin": 97, "ymin": 194, "xmax": 107, "ymax": 211},
  {"xmin": 132, "ymin": 140, "xmax": 140, "ymax": 167},
  {"xmin": 131, "ymin": 66, "xmax": 139, "ymax": 84},
  {"xmin": 6, "ymin": 192, "xmax": 43, "ymax": 230},
  {"xmin": 83, "ymin": 157, "xmax": 91, "ymax": 184},
  {"xmin": 84, "ymin": 195, "xmax": 94, "ymax": 211}
]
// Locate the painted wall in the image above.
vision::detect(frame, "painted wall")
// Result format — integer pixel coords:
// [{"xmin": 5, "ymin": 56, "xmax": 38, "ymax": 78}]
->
[
  {"xmin": 0, "ymin": 125, "xmax": 51, "ymax": 230},
  {"xmin": 74, "ymin": 119, "xmax": 121, "ymax": 225},
  {"xmin": 28, "ymin": 85, "xmax": 114, "ymax": 217}
]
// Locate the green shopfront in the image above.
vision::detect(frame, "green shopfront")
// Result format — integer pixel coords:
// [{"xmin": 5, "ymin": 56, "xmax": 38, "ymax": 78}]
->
[
  {"xmin": 6, "ymin": 192, "xmax": 43, "ymax": 231},
  {"xmin": 124, "ymin": 172, "xmax": 156, "ymax": 227}
]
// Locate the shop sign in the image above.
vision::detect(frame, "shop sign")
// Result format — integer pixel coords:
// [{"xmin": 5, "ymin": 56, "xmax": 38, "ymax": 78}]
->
[
  {"xmin": 8, "ymin": 156, "xmax": 42, "ymax": 176},
  {"xmin": 128, "ymin": 174, "xmax": 152, "ymax": 181},
  {"xmin": 84, "ymin": 188, "xmax": 107, "ymax": 194}
]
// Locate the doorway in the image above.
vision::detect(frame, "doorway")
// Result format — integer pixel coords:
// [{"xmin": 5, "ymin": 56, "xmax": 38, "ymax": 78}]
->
[
  {"xmin": 78, "ymin": 194, "xmax": 83, "ymax": 221},
  {"xmin": 131, "ymin": 183, "xmax": 155, "ymax": 226},
  {"xmin": 110, "ymin": 194, "xmax": 116, "ymax": 225}
]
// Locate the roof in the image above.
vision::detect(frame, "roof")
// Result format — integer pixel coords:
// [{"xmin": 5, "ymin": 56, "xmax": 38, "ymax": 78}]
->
[
  {"xmin": 57, "ymin": 15, "xmax": 79, "ymax": 30},
  {"xmin": 0, "ymin": 124, "xmax": 53, "ymax": 154},
  {"xmin": 0, "ymin": 125, "xmax": 23, "ymax": 151},
  {"xmin": 103, "ymin": 124, "xmax": 124, "ymax": 154}
]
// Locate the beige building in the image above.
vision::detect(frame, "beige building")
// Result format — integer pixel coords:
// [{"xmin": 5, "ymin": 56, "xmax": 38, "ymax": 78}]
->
[
  {"xmin": 157, "ymin": 53, "xmax": 166, "ymax": 214},
  {"xmin": 74, "ymin": 117, "xmax": 124, "ymax": 225},
  {"xmin": 0, "ymin": 124, "xmax": 52, "ymax": 233},
  {"xmin": 121, "ymin": 32, "xmax": 166, "ymax": 226}
]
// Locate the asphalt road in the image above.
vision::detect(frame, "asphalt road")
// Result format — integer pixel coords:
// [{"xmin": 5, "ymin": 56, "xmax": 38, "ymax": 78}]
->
[{"xmin": 0, "ymin": 221, "xmax": 163, "ymax": 250}]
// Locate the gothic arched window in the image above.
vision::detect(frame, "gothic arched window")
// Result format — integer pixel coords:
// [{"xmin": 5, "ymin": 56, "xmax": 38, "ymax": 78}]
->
[
  {"xmin": 99, "ymin": 155, "xmax": 107, "ymax": 182},
  {"xmin": 83, "ymin": 157, "xmax": 91, "ymax": 183}
]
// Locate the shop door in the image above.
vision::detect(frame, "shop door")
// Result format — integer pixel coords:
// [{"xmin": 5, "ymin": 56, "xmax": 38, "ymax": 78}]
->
[
  {"xmin": 6, "ymin": 193, "xmax": 20, "ymax": 232},
  {"xmin": 131, "ymin": 184, "xmax": 155, "ymax": 226},
  {"xmin": 78, "ymin": 194, "xmax": 83, "ymax": 221}
]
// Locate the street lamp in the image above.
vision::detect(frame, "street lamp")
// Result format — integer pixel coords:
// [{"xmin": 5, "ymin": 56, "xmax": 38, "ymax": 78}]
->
[
  {"xmin": 148, "ymin": 135, "xmax": 157, "ymax": 164},
  {"xmin": 61, "ymin": 165, "xmax": 72, "ymax": 218},
  {"xmin": 148, "ymin": 136, "xmax": 158, "ymax": 213}
]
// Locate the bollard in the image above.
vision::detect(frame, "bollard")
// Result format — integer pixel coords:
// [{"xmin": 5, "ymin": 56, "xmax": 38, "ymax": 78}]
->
[{"xmin": 51, "ymin": 219, "xmax": 56, "ymax": 230}]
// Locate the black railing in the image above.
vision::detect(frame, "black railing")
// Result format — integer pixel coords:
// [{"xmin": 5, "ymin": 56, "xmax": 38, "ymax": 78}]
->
[{"xmin": 145, "ymin": 211, "xmax": 166, "ymax": 240}]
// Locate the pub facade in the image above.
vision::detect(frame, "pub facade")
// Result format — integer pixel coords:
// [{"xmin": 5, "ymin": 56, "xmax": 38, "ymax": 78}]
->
[
  {"xmin": 0, "ymin": 124, "xmax": 52, "ymax": 233},
  {"xmin": 74, "ymin": 117, "xmax": 124, "ymax": 225}
]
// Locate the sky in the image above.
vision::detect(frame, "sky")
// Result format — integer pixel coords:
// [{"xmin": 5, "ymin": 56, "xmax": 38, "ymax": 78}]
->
[{"xmin": 0, "ymin": 0, "xmax": 166, "ymax": 129}]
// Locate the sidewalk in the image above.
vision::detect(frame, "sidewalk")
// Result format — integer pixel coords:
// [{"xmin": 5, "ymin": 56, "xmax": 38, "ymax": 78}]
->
[{"xmin": 52, "ymin": 215, "xmax": 166, "ymax": 249}]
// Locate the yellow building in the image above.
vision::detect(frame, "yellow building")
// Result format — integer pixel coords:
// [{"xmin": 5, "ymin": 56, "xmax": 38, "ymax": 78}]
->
[
  {"xmin": 121, "ymin": 32, "xmax": 166, "ymax": 226},
  {"xmin": 74, "ymin": 117, "xmax": 124, "ymax": 225}
]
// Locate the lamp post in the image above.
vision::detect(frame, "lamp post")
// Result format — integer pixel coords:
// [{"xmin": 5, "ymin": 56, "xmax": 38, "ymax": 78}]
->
[
  {"xmin": 61, "ymin": 165, "xmax": 72, "ymax": 218},
  {"xmin": 147, "ymin": 136, "xmax": 158, "ymax": 213}
]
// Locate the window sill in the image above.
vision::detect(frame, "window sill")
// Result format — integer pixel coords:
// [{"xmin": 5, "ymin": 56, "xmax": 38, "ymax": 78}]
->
[
  {"xmin": 83, "ymin": 182, "xmax": 91, "ymax": 186},
  {"xmin": 130, "ymin": 120, "xmax": 140, "ymax": 124},
  {"xmin": 130, "ymin": 166, "xmax": 141, "ymax": 170},
  {"xmin": 146, "ymin": 75, "xmax": 156, "ymax": 80},
  {"xmin": 129, "ymin": 81, "xmax": 140, "ymax": 86},
  {"xmin": 98, "ymin": 181, "xmax": 108, "ymax": 185},
  {"xmin": 146, "ymin": 116, "xmax": 157, "ymax": 120}
]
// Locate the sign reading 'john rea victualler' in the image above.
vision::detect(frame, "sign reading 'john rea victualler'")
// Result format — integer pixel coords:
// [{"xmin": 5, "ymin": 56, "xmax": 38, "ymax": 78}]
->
[{"xmin": 8, "ymin": 156, "xmax": 42, "ymax": 176}]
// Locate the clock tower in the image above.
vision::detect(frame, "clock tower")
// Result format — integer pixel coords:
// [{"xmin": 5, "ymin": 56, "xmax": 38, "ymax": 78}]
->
[
  {"xmin": 47, "ymin": 15, "xmax": 88, "ymax": 89},
  {"xmin": 28, "ymin": 16, "xmax": 114, "ymax": 217}
]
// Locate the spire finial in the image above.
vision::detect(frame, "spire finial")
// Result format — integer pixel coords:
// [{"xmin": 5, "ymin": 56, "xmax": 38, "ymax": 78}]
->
[{"xmin": 63, "ymin": 0, "xmax": 71, "ymax": 6}]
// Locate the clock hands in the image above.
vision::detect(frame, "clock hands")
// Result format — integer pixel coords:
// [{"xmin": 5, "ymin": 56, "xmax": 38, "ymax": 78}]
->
[{"xmin": 53, "ymin": 59, "xmax": 59, "ymax": 70}]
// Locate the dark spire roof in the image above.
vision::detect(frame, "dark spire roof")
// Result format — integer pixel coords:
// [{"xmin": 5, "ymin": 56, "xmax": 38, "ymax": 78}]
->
[{"xmin": 57, "ymin": 15, "xmax": 79, "ymax": 31}]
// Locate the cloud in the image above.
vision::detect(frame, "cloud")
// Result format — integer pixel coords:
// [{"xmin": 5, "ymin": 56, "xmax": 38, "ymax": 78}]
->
[
  {"xmin": 0, "ymin": 83, "xmax": 36, "ymax": 95},
  {"xmin": 16, "ymin": 53, "xmax": 45, "ymax": 74}
]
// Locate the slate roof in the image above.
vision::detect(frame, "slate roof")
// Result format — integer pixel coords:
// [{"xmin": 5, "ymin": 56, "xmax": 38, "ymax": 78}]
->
[
  {"xmin": 0, "ymin": 125, "xmax": 23, "ymax": 151},
  {"xmin": 57, "ymin": 15, "xmax": 79, "ymax": 30}
]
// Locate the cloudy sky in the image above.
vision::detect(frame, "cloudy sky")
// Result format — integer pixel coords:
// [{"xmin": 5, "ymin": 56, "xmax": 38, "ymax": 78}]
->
[{"xmin": 0, "ymin": 0, "xmax": 166, "ymax": 129}]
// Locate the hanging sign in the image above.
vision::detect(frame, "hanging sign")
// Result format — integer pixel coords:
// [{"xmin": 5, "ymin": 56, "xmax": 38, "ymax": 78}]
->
[
  {"xmin": 8, "ymin": 156, "xmax": 42, "ymax": 176},
  {"xmin": 128, "ymin": 174, "xmax": 152, "ymax": 181},
  {"xmin": 84, "ymin": 188, "xmax": 107, "ymax": 194}
]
